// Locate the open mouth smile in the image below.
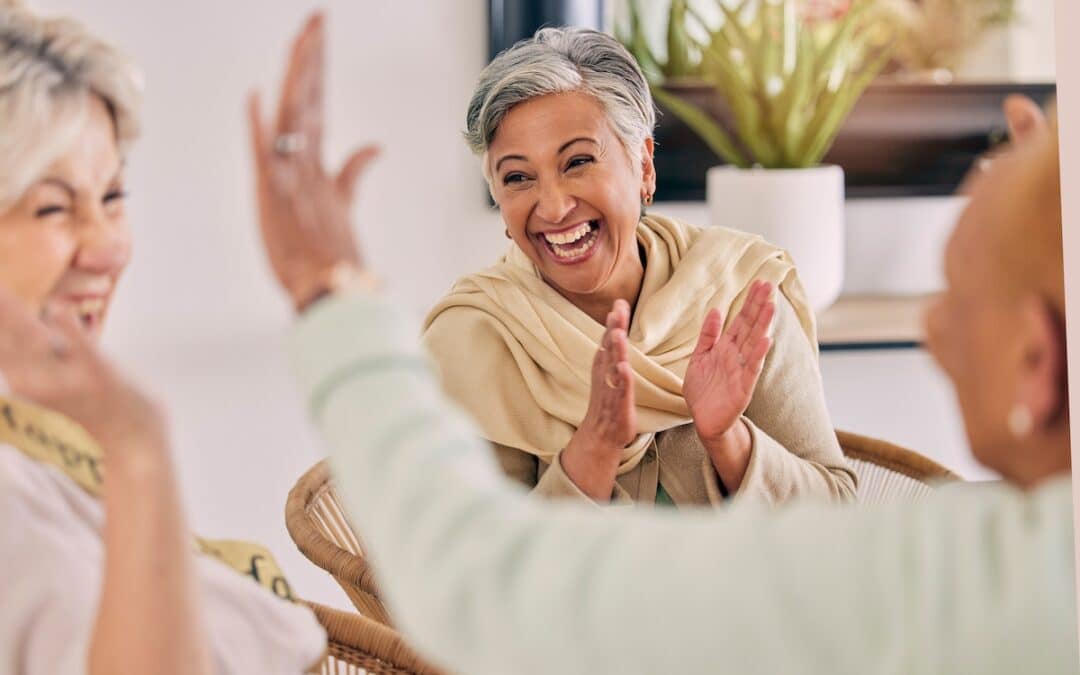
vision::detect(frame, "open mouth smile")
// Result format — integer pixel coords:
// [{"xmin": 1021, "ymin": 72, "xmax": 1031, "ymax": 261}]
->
[{"xmin": 535, "ymin": 220, "xmax": 602, "ymax": 265}]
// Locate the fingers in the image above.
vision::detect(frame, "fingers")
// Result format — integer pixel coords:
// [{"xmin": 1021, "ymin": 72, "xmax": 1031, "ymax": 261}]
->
[
  {"xmin": 248, "ymin": 93, "xmax": 269, "ymax": 162},
  {"xmin": 335, "ymin": 145, "xmax": 381, "ymax": 201},
  {"xmin": 737, "ymin": 300, "xmax": 775, "ymax": 366},
  {"xmin": 0, "ymin": 287, "xmax": 50, "ymax": 363},
  {"xmin": 276, "ymin": 12, "xmax": 326, "ymax": 159},
  {"xmin": 692, "ymin": 307, "xmax": 723, "ymax": 357},
  {"xmin": 739, "ymin": 335, "xmax": 773, "ymax": 386},
  {"xmin": 609, "ymin": 298, "xmax": 630, "ymax": 332},
  {"xmin": 715, "ymin": 280, "xmax": 773, "ymax": 355},
  {"xmin": 41, "ymin": 304, "xmax": 91, "ymax": 358},
  {"xmin": 1003, "ymin": 94, "xmax": 1047, "ymax": 145}
]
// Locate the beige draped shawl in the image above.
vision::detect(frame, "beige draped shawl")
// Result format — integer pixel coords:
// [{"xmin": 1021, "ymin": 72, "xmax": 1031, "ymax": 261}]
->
[{"xmin": 422, "ymin": 213, "xmax": 816, "ymax": 474}]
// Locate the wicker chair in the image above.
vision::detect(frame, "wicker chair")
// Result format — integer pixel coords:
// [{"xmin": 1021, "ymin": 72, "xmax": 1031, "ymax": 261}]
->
[
  {"xmin": 837, "ymin": 430, "xmax": 961, "ymax": 504},
  {"xmin": 286, "ymin": 461, "xmax": 393, "ymax": 625},
  {"xmin": 306, "ymin": 601, "xmax": 447, "ymax": 675}
]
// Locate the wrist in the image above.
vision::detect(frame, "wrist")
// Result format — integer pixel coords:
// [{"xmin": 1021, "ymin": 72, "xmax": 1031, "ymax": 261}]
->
[
  {"xmin": 561, "ymin": 429, "xmax": 622, "ymax": 500},
  {"xmin": 699, "ymin": 419, "xmax": 751, "ymax": 475},
  {"xmin": 293, "ymin": 262, "xmax": 380, "ymax": 313}
]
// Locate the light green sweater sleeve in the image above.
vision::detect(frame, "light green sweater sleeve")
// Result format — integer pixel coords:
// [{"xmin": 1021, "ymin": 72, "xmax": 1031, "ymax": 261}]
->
[{"xmin": 291, "ymin": 292, "xmax": 1079, "ymax": 675}]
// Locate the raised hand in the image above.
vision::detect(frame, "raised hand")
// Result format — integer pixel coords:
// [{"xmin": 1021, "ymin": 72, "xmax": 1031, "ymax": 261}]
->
[
  {"xmin": 684, "ymin": 280, "xmax": 776, "ymax": 445},
  {"xmin": 0, "ymin": 286, "xmax": 167, "ymax": 455},
  {"xmin": 561, "ymin": 299, "xmax": 637, "ymax": 500},
  {"xmin": 248, "ymin": 12, "xmax": 380, "ymax": 312}
]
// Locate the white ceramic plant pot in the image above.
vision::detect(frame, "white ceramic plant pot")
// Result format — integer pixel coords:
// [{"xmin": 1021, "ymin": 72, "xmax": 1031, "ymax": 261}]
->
[{"xmin": 706, "ymin": 164, "xmax": 845, "ymax": 311}]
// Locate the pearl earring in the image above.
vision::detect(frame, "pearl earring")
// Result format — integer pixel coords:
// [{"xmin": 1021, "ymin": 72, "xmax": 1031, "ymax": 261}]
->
[{"xmin": 1007, "ymin": 404, "xmax": 1034, "ymax": 439}]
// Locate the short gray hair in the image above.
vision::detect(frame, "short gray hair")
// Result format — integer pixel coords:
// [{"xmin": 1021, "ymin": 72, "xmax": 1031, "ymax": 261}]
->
[
  {"xmin": 465, "ymin": 27, "xmax": 655, "ymax": 180},
  {"xmin": 0, "ymin": 0, "xmax": 142, "ymax": 210}
]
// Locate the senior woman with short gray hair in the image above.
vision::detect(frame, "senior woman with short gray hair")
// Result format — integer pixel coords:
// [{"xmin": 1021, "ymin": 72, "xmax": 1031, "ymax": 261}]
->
[{"xmin": 423, "ymin": 27, "xmax": 855, "ymax": 506}]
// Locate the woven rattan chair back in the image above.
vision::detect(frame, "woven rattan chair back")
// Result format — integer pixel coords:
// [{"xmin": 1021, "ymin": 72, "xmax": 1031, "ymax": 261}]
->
[
  {"xmin": 287, "ymin": 461, "xmax": 393, "ymax": 625},
  {"xmin": 837, "ymin": 430, "xmax": 962, "ymax": 504},
  {"xmin": 306, "ymin": 601, "xmax": 448, "ymax": 675}
]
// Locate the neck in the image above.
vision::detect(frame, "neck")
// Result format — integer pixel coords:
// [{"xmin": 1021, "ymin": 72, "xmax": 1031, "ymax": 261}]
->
[
  {"xmin": 560, "ymin": 251, "xmax": 645, "ymax": 325},
  {"xmin": 1000, "ymin": 426, "xmax": 1072, "ymax": 490}
]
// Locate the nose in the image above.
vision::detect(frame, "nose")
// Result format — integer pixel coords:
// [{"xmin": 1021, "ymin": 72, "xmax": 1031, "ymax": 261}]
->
[
  {"xmin": 73, "ymin": 209, "xmax": 132, "ymax": 276},
  {"xmin": 534, "ymin": 179, "xmax": 576, "ymax": 224}
]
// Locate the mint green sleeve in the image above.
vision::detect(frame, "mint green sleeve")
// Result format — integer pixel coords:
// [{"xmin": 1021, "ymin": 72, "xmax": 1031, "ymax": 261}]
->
[{"xmin": 290, "ymin": 293, "xmax": 1078, "ymax": 675}]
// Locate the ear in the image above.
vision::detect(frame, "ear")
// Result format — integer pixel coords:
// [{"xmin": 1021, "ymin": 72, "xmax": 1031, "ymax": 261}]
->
[
  {"xmin": 1003, "ymin": 95, "xmax": 1048, "ymax": 145},
  {"xmin": 640, "ymin": 137, "xmax": 657, "ymax": 196},
  {"xmin": 1014, "ymin": 295, "xmax": 1068, "ymax": 431}
]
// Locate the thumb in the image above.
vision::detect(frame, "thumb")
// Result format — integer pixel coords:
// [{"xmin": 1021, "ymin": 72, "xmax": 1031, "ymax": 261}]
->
[
  {"xmin": 1003, "ymin": 94, "xmax": 1047, "ymax": 145},
  {"xmin": 336, "ymin": 144, "xmax": 381, "ymax": 201}
]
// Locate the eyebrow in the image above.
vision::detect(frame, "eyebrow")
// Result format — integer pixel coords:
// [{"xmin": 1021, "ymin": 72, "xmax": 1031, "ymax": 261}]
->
[
  {"xmin": 38, "ymin": 178, "xmax": 76, "ymax": 199},
  {"xmin": 493, "ymin": 137, "xmax": 599, "ymax": 173},
  {"xmin": 36, "ymin": 162, "xmax": 126, "ymax": 198}
]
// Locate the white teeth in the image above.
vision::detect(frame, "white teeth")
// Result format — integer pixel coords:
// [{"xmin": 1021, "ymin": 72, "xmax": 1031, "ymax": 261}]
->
[
  {"xmin": 77, "ymin": 299, "xmax": 105, "ymax": 316},
  {"xmin": 543, "ymin": 222, "xmax": 592, "ymax": 245},
  {"xmin": 551, "ymin": 230, "xmax": 598, "ymax": 259}
]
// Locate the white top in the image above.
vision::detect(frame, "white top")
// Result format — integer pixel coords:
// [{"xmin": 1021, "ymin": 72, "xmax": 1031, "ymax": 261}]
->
[
  {"xmin": 290, "ymin": 292, "xmax": 1079, "ymax": 675},
  {"xmin": 0, "ymin": 443, "xmax": 326, "ymax": 674}
]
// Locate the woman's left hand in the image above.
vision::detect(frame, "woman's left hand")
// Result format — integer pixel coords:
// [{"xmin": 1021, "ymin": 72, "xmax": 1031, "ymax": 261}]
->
[
  {"xmin": 683, "ymin": 280, "xmax": 776, "ymax": 445},
  {"xmin": 247, "ymin": 12, "xmax": 380, "ymax": 312},
  {"xmin": 0, "ymin": 287, "xmax": 168, "ymax": 457}
]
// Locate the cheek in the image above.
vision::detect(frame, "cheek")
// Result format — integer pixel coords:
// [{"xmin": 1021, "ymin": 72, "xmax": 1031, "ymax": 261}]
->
[{"xmin": 0, "ymin": 223, "xmax": 76, "ymax": 310}]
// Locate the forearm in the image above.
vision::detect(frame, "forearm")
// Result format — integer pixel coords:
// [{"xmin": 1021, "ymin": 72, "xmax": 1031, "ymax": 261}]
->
[
  {"xmin": 89, "ymin": 447, "xmax": 210, "ymax": 675},
  {"xmin": 294, "ymin": 294, "xmax": 1078, "ymax": 675}
]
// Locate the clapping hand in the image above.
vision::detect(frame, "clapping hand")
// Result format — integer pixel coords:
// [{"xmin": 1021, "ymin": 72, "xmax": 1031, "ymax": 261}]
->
[{"xmin": 683, "ymin": 280, "xmax": 776, "ymax": 445}]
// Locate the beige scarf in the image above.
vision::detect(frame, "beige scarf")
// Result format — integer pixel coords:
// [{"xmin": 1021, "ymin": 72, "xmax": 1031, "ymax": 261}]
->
[{"xmin": 422, "ymin": 213, "xmax": 816, "ymax": 474}]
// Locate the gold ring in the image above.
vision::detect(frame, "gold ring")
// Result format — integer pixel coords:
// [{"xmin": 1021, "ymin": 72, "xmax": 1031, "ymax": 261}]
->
[{"xmin": 604, "ymin": 373, "xmax": 618, "ymax": 389}]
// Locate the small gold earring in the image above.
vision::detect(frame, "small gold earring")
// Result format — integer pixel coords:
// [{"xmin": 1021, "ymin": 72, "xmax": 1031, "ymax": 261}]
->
[{"xmin": 644, "ymin": 193, "xmax": 653, "ymax": 206}]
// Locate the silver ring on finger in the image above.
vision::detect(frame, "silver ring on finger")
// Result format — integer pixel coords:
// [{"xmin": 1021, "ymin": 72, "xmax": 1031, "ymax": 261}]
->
[
  {"xmin": 736, "ymin": 353, "xmax": 746, "ymax": 367},
  {"xmin": 274, "ymin": 132, "xmax": 307, "ymax": 157}
]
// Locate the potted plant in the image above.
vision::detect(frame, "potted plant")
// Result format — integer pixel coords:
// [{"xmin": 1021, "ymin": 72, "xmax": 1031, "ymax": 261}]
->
[{"xmin": 619, "ymin": 0, "xmax": 894, "ymax": 310}]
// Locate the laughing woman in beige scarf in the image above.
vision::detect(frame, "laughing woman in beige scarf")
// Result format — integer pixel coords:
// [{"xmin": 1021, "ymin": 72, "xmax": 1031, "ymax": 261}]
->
[{"xmin": 423, "ymin": 28, "xmax": 855, "ymax": 506}]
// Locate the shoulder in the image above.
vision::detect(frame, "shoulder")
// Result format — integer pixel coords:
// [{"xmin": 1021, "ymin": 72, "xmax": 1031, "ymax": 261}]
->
[{"xmin": 0, "ymin": 444, "xmax": 99, "ymax": 546}]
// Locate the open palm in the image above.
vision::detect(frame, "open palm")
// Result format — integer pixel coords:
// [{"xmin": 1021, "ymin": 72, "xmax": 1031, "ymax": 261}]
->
[{"xmin": 684, "ymin": 281, "xmax": 776, "ymax": 443}]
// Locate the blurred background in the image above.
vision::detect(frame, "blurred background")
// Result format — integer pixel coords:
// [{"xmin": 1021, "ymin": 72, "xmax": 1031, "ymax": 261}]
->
[{"xmin": 33, "ymin": 0, "xmax": 1056, "ymax": 609}]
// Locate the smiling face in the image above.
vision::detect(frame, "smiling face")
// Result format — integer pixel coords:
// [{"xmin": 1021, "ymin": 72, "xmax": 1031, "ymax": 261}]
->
[
  {"xmin": 488, "ymin": 90, "xmax": 655, "ymax": 305},
  {"xmin": 0, "ymin": 95, "xmax": 131, "ymax": 339}
]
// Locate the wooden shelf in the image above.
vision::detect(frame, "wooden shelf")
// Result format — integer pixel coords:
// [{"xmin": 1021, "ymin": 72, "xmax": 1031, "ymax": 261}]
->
[{"xmin": 816, "ymin": 295, "xmax": 930, "ymax": 351}]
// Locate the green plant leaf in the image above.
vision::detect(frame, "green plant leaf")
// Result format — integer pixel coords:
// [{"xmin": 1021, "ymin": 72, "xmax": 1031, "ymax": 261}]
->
[
  {"xmin": 651, "ymin": 85, "xmax": 750, "ymax": 167},
  {"xmin": 623, "ymin": 0, "xmax": 665, "ymax": 84},
  {"xmin": 667, "ymin": 0, "xmax": 696, "ymax": 77},
  {"xmin": 802, "ymin": 38, "xmax": 895, "ymax": 165}
]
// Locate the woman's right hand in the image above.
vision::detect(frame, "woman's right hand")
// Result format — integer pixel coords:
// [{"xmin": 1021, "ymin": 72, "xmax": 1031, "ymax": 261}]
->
[
  {"xmin": 560, "ymin": 299, "xmax": 637, "ymax": 500},
  {"xmin": 247, "ymin": 13, "xmax": 380, "ymax": 313}
]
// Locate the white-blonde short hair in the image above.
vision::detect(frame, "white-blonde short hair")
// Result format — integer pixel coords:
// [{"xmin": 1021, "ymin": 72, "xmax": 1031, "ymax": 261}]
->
[{"xmin": 0, "ymin": 0, "xmax": 142, "ymax": 210}]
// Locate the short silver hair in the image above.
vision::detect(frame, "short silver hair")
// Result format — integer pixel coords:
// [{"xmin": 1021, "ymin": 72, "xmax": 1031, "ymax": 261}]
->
[
  {"xmin": 465, "ymin": 27, "xmax": 656, "ymax": 181},
  {"xmin": 0, "ymin": 0, "xmax": 142, "ymax": 210}
]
